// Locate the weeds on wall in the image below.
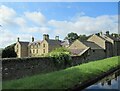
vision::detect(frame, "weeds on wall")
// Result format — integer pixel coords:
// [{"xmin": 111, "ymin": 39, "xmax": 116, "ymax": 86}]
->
[{"xmin": 46, "ymin": 47, "xmax": 72, "ymax": 68}]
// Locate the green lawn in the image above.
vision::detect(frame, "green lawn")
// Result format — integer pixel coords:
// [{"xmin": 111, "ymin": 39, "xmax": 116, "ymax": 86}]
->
[{"xmin": 3, "ymin": 56, "xmax": 120, "ymax": 89}]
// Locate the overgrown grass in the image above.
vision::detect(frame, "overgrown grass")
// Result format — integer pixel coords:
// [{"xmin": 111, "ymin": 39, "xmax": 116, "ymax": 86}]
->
[{"xmin": 3, "ymin": 56, "xmax": 120, "ymax": 89}]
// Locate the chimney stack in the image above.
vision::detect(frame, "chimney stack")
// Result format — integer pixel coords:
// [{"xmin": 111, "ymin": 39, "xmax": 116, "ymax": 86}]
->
[
  {"xmin": 106, "ymin": 31, "xmax": 109, "ymax": 36},
  {"xmin": 32, "ymin": 37, "xmax": 34, "ymax": 42},
  {"xmin": 43, "ymin": 34, "xmax": 49, "ymax": 40},
  {"xmin": 17, "ymin": 37, "xmax": 19, "ymax": 42},
  {"xmin": 55, "ymin": 36, "xmax": 59, "ymax": 40}
]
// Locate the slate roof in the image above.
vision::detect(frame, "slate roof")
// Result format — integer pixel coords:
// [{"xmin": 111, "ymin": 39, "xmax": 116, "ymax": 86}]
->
[
  {"xmin": 106, "ymin": 35, "xmax": 120, "ymax": 41},
  {"xmin": 96, "ymin": 34, "xmax": 120, "ymax": 42},
  {"xmin": 46, "ymin": 39, "xmax": 62, "ymax": 46},
  {"xmin": 69, "ymin": 49, "xmax": 85, "ymax": 55},
  {"xmin": 83, "ymin": 41, "xmax": 103, "ymax": 49},
  {"xmin": 28, "ymin": 41, "xmax": 41, "ymax": 46},
  {"xmin": 78, "ymin": 39, "xmax": 103, "ymax": 49},
  {"xmin": 19, "ymin": 41, "xmax": 29, "ymax": 46}
]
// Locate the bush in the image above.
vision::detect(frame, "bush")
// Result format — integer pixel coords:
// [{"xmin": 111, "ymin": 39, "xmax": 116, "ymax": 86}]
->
[
  {"xmin": 52, "ymin": 47, "xmax": 70, "ymax": 53},
  {"xmin": 2, "ymin": 43, "xmax": 17, "ymax": 58},
  {"xmin": 46, "ymin": 47, "xmax": 72, "ymax": 68}
]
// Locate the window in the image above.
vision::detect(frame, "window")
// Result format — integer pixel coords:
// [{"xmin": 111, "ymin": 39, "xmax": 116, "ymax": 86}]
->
[
  {"xmin": 43, "ymin": 49, "xmax": 45, "ymax": 53},
  {"xmin": 37, "ymin": 49, "xmax": 38, "ymax": 53},
  {"xmin": 43, "ymin": 44, "xmax": 45, "ymax": 47}
]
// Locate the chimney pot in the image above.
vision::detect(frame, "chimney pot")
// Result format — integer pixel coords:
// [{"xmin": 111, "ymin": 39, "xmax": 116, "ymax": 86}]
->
[
  {"xmin": 32, "ymin": 37, "xmax": 34, "ymax": 42},
  {"xmin": 55, "ymin": 36, "xmax": 59, "ymax": 40}
]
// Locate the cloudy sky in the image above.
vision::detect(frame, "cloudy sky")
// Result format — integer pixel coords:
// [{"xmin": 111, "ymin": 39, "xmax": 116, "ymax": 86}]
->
[{"xmin": 0, "ymin": 2, "xmax": 118, "ymax": 48}]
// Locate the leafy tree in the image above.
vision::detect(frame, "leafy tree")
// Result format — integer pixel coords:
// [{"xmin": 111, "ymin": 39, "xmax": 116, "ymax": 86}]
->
[
  {"xmin": 2, "ymin": 43, "xmax": 17, "ymax": 58},
  {"xmin": 78, "ymin": 35, "xmax": 91, "ymax": 41},
  {"xmin": 64, "ymin": 32, "xmax": 79, "ymax": 44}
]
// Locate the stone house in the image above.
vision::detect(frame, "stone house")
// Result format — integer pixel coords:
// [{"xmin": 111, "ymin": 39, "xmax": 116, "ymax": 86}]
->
[
  {"xmin": 68, "ymin": 31, "xmax": 120, "ymax": 60},
  {"xmin": 69, "ymin": 39, "xmax": 106, "ymax": 61},
  {"xmin": 15, "ymin": 34, "xmax": 69, "ymax": 58},
  {"xmin": 15, "ymin": 32, "xmax": 120, "ymax": 59},
  {"xmin": 87, "ymin": 31, "xmax": 120, "ymax": 57},
  {"xmin": 14, "ymin": 38, "xmax": 29, "ymax": 58}
]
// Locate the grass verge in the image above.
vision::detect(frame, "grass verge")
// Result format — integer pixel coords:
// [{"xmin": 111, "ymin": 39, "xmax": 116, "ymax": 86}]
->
[{"xmin": 3, "ymin": 56, "xmax": 120, "ymax": 89}]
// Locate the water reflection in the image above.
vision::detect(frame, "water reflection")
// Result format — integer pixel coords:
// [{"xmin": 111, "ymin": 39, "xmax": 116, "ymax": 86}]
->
[{"xmin": 84, "ymin": 69, "xmax": 120, "ymax": 90}]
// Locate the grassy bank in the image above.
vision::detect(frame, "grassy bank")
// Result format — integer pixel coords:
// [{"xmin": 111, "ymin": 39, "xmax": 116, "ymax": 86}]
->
[{"xmin": 3, "ymin": 56, "xmax": 120, "ymax": 89}]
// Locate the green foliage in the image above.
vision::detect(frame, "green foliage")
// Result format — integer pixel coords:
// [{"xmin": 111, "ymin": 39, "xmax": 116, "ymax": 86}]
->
[
  {"xmin": 64, "ymin": 32, "xmax": 91, "ymax": 44},
  {"xmin": 65, "ymin": 32, "xmax": 79, "ymax": 44},
  {"xmin": 46, "ymin": 47, "xmax": 72, "ymax": 67},
  {"xmin": 3, "ymin": 56, "xmax": 120, "ymax": 89},
  {"xmin": 2, "ymin": 43, "xmax": 17, "ymax": 58},
  {"xmin": 50, "ymin": 47, "xmax": 70, "ymax": 53},
  {"xmin": 78, "ymin": 35, "xmax": 91, "ymax": 41}
]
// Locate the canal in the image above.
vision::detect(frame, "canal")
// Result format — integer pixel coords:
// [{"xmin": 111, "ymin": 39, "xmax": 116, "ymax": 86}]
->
[{"xmin": 83, "ymin": 69, "xmax": 120, "ymax": 90}]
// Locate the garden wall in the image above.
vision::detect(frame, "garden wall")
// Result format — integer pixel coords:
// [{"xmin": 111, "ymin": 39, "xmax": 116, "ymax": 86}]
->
[{"xmin": 2, "ymin": 55, "xmax": 92, "ymax": 81}]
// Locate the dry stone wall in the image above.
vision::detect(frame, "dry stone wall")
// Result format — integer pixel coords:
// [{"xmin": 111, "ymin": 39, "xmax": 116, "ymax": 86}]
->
[{"xmin": 2, "ymin": 55, "xmax": 99, "ymax": 81}]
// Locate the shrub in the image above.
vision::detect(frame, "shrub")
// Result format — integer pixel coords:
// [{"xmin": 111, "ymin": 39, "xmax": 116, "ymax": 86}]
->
[
  {"xmin": 2, "ymin": 43, "xmax": 17, "ymax": 58},
  {"xmin": 46, "ymin": 47, "xmax": 72, "ymax": 68}
]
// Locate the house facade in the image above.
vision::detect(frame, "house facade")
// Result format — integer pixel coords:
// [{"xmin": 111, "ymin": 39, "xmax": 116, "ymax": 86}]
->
[{"xmin": 15, "ymin": 34, "xmax": 69, "ymax": 58}]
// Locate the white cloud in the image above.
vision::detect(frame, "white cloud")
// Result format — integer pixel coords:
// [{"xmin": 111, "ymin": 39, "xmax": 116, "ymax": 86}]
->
[
  {"xmin": 0, "ymin": 5, "xmax": 16, "ymax": 18},
  {"xmin": 14, "ymin": 17, "xmax": 26, "ymax": 27},
  {"xmin": 0, "ymin": 29, "xmax": 32, "ymax": 48},
  {"xmin": 0, "ymin": 5, "xmax": 16, "ymax": 27},
  {"xmin": 48, "ymin": 15, "xmax": 118, "ymax": 37},
  {"xmin": 24, "ymin": 11, "xmax": 46, "ymax": 26},
  {"xmin": 0, "ymin": 5, "xmax": 118, "ymax": 48}
]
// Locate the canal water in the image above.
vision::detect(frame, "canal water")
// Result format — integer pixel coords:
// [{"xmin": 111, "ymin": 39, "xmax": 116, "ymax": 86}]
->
[{"xmin": 84, "ymin": 69, "xmax": 120, "ymax": 90}]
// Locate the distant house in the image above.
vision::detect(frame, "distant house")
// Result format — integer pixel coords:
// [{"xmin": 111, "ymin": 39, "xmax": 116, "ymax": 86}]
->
[
  {"xmin": 69, "ymin": 31, "xmax": 120, "ymax": 61},
  {"xmin": 14, "ymin": 38, "xmax": 29, "ymax": 58},
  {"xmin": 69, "ymin": 39, "xmax": 106, "ymax": 61},
  {"xmin": 15, "ymin": 34, "xmax": 69, "ymax": 58},
  {"xmin": 15, "ymin": 32, "xmax": 120, "ymax": 58},
  {"xmin": 87, "ymin": 31, "xmax": 120, "ymax": 57}
]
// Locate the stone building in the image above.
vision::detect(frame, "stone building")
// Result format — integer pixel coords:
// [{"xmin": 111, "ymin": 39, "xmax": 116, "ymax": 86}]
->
[
  {"xmin": 69, "ymin": 39, "xmax": 106, "ymax": 61},
  {"xmin": 68, "ymin": 31, "xmax": 120, "ymax": 60},
  {"xmin": 87, "ymin": 31, "xmax": 120, "ymax": 57},
  {"xmin": 14, "ymin": 38, "xmax": 29, "ymax": 58},
  {"xmin": 15, "ymin": 32, "xmax": 120, "ymax": 59},
  {"xmin": 15, "ymin": 34, "xmax": 69, "ymax": 58}
]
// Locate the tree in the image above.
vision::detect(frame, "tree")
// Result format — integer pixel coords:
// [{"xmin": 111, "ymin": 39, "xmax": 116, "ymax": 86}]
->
[
  {"xmin": 78, "ymin": 35, "xmax": 90, "ymax": 41},
  {"xmin": 2, "ymin": 43, "xmax": 17, "ymax": 58},
  {"xmin": 64, "ymin": 32, "xmax": 79, "ymax": 44}
]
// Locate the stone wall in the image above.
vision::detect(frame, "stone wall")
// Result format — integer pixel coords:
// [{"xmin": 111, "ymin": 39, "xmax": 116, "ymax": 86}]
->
[
  {"xmin": 2, "ymin": 57, "xmax": 57, "ymax": 81},
  {"xmin": 2, "ymin": 54, "xmax": 101, "ymax": 81}
]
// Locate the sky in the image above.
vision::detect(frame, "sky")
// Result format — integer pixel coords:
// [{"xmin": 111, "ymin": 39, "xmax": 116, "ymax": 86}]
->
[{"xmin": 0, "ymin": 2, "xmax": 118, "ymax": 48}]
